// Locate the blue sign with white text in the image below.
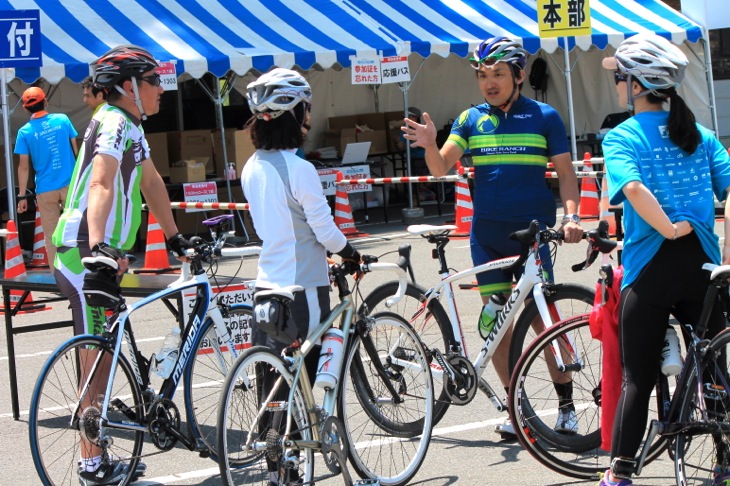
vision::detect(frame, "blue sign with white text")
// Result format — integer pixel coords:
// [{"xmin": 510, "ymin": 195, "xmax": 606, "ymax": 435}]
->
[{"xmin": 0, "ymin": 10, "xmax": 41, "ymax": 68}]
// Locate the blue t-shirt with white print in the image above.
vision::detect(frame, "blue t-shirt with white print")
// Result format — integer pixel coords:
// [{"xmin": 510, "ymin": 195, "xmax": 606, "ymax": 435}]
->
[{"xmin": 603, "ymin": 111, "xmax": 730, "ymax": 289}]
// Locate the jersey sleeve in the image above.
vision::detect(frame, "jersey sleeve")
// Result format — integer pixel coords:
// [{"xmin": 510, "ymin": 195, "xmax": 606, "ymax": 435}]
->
[
  {"xmin": 94, "ymin": 112, "xmax": 127, "ymax": 163},
  {"xmin": 543, "ymin": 107, "xmax": 569, "ymax": 157},
  {"xmin": 602, "ymin": 127, "xmax": 642, "ymax": 206},
  {"xmin": 703, "ymin": 125, "xmax": 730, "ymax": 202},
  {"xmin": 13, "ymin": 129, "xmax": 28, "ymax": 155},
  {"xmin": 445, "ymin": 109, "xmax": 471, "ymax": 152},
  {"xmin": 290, "ymin": 162, "xmax": 347, "ymax": 253}
]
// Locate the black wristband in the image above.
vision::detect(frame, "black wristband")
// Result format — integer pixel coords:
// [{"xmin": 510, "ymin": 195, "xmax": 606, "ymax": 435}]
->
[{"xmin": 336, "ymin": 242, "xmax": 358, "ymax": 260}]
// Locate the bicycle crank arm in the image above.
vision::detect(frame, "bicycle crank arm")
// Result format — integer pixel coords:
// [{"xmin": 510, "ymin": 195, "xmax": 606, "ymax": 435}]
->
[
  {"xmin": 431, "ymin": 349, "xmax": 458, "ymax": 383},
  {"xmin": 635, "ymin": 419, "xmax": 663, "ymax": 475},
  {"xmin": 478, "ymin": 377, "xmax": 507, "ymax": 412}
]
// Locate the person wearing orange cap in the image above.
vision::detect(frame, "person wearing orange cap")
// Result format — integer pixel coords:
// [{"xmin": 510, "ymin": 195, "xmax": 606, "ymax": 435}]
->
[{"xmin": 14, "ymin": 86, "xmax": 78, "ymax": 269}]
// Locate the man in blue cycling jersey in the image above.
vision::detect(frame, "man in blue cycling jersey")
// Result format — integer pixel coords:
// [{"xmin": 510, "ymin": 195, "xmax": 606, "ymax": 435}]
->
[{"xmin": 403, "ymin": 36, "xmax": 583, "ymax": 438}]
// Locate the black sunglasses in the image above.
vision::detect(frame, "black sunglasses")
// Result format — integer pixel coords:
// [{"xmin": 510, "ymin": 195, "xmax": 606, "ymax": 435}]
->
[
  {"xmin": 614, "ymin": 71, "xmax": 628, "ymax": 85},
  {"xmin": 140, "ymin": 73, "xmax": 161, "ymax": 87}
]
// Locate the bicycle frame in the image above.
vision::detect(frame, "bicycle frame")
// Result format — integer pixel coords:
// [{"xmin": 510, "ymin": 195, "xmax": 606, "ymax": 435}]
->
[
  {"xmin": 242, "ymin": 261, "xmax": 409, "ymax": 453},
  {"xmin": 76, "ymin": 246, "xmax": 261, "ymax": 443}
]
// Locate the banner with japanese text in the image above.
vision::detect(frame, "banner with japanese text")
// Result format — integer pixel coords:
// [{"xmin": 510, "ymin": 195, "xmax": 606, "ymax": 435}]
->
[{"xmin": 537, "ymin": 0, "xmax": 591, "ymax": 38}]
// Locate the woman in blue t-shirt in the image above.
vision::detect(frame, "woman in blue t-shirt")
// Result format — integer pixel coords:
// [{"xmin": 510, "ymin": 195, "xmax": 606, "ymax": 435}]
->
[{"xmin": 600, "ymin": 34, "xmax": 730, "ymax": 486}]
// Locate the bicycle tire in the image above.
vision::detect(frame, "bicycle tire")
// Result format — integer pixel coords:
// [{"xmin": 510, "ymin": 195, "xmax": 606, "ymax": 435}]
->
[
  {"xmin": 339, "ymin": 311, "xmax": 433, "ymax": 486},
  {"xmin": 217, "ymin": 346, "xmax": 314, "ymax": 486},
  {"xmin": 184, "ymin": 304, "xmax": 254, "ymax": 463},
  {"xmin": 674, "ymin": 328, "xmax": 730, "ymax": 485},
  {"xmin": 360, "ymin": 280, "xmax": 454, "ymax": 426},
  {"xmin": 29, "ymin": 335, "xmax": 144, "ymax": 486},
  {"xmin": 508, "ymin": 283, "xmax": 595, "ymax": 371},
  {"xmin": 509, "ymin": 315, "xmax": 671, "ymax": 479}
]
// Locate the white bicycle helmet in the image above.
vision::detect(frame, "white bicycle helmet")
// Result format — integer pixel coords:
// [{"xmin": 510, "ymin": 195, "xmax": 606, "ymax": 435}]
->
[
  {"xmin": 246, "ymin": 68, "xmax": 312, "ymax": 114},
  {"xmin": 613, "ymin": 33, "xmax": 687, "ymax": 90},
  {"xmin": 470, "ymin": 37, "xmax": 528, "ymax": 70}
]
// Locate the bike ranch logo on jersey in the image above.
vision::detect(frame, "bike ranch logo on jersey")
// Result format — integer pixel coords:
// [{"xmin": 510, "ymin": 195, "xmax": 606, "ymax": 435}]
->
[{"xmin": 476, "ymin": 114, "xmax": 499, "ymax": 134}]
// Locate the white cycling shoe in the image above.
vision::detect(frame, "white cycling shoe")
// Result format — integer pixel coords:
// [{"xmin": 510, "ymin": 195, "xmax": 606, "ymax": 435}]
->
[
  {"xmin": 554, "ymin": 409, "xmax": 579, "ymax": 434},
  {"xmin": 495, "ymin": 419, "xmax": 516, "ymax": 439}
]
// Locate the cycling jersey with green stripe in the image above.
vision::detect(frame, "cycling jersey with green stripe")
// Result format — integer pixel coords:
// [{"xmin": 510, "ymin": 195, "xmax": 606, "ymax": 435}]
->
[
  {"xmin": 52, "ymin": 104, "xmax": 149, "ymax": 251},
  {"xmin": 447, "ymin": 96, "xmax": 569, "ymax": 225}
]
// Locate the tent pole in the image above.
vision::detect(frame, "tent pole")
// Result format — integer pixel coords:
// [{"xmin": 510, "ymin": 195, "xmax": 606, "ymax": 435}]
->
[
  {"xmin": 700, "ymin": 34, "xmax": 719, "ymax": 135},
  {"xmin": 2, "ymin": 69, "xmax": 15, "ymax": 220},
  {"xmin": 563, "ymin": 37, "xmax": 578, "ymax": 162},
  {"xmin": 196, "ymin": 75, "xmax": 248, "ymax": 241}
]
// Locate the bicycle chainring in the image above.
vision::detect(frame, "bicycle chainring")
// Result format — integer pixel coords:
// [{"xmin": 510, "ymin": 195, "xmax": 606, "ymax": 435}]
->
[
  {"xmin": 78, "ymin": 405, "xmax": 102, "ymax": 444},
  {"xmin": 148, "ymin": 398, "xmax": 180, "ymax": 451},
  {"xmin": 321, "ymin": 416, "xmax": 349, "ymax": 475},
  {"xmin": 444, "ymin": 355, "xmax": 478, "ymax": 405}
]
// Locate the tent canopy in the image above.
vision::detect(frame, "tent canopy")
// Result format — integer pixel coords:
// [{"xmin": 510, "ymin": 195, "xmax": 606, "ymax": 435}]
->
[{"xmin": 5, "ymin": 0, "xmax": 703, "ymax": 85}]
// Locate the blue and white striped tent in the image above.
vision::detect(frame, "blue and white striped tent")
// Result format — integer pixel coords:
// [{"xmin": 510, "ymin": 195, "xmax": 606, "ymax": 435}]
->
[{"xmin": 4, "ymin": 0, "xmax": 703, "ymax": 85}]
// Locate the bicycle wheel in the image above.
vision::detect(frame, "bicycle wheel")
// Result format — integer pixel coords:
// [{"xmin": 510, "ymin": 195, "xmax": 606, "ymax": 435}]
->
[
  {"xmin": 508, "ymin": 283, "xmax": 595, "ymax": 370},
  {"xmin": 360, "ymin": 280, "xmax": 454, "ymax": 426},
  {"xmin": 339, "ymin": 311, "xmax": 433, "ymax": 486},
  {"xmin": 185, "ymin": 304, "xmax": 254, "ymax": 462},
  {"xmin": 675, "ymin": 328, "xmax": 730, "ymax": 485},
  {"xmin": 509, "ymin": 315, "xmax": 671, "ymax": 479},
  {"xmin": 217, "ymin": 346, "xmax": 314, "ymax": 486},
  {"xmin": 29, "ymin": 335, "xmax": 144, "ymax": 486}
]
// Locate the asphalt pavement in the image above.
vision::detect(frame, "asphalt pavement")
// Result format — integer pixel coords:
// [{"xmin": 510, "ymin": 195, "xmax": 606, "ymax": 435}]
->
[{"xmin": 0, "ymin": 205, "xmax": 690, "ymax": 485}]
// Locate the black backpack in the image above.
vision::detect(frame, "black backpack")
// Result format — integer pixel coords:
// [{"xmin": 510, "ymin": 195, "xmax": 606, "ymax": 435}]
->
[
  {"xmin": 529, "ymin": 56, "xmax": 548, "ymax": 92},
  {"xmin": 436, "ymin": 119, "xmax": 454, "ymax": 148}
]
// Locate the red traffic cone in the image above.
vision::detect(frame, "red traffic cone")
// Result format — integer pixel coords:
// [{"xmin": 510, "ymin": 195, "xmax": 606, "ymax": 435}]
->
[
  {"xmin": 27, "ymin": 209, "xmax": 49, "ymax": 269},
  {"xmin": 1, "ymin": 219, "xmax": 48, "ymax": 313},
  {"xmin": 599, "ymin": 176, "xmax": 617, "ymax": 237},
  {"xmin": 131, "ymin": 212, "xmax": 177, "ymax": 274},
  {"xmin": 334, "ymin": 171, "xmax": 369, "ymax": 238},
  {"xmin": 450, "ymin": 161, "xmax": 473, "ymax": 238},
  {"xmin": 579, "ymin": 152, "xmax": 600, "ymax": 221}
]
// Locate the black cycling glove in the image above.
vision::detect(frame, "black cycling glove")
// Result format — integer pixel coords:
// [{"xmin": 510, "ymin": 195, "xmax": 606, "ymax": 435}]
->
[
  {"xmin": 337, "ymin": 242, "xmax": 361, "ymax": 275},
  {"xmin": 167, "ymin": 232, "xmax": 194, "ymax": 257}
]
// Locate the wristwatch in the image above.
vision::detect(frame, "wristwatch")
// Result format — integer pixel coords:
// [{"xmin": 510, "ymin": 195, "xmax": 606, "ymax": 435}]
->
[{"xmin": 561, "ymin": 213, "xmax": 581, "ymax": 224}]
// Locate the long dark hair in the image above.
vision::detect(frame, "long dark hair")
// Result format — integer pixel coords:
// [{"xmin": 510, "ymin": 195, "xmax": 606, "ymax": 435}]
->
[
  {"xmin": 646, "ymin": 86, "xmax": 700, "ymax": 155},
  {"xmin": 246, "ymin": 103, "xmax": 307, "ymax": 150}
]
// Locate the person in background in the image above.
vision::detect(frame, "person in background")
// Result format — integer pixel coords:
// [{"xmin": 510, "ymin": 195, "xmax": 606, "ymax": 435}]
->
[
  {"xmin": 402, "ymin": 36, "xmax": 583, "ymax": 439},
  {"xmin": 52, "ymin": 45, "xmax": 192, "ymax": 486},
  {"xmin": 81, "ymin": 76, "xmax": 108, "ymax": 115},
  {"xmin": 14, "ymin": 86, "xmax": 78, "ymax": 270},
  {"xmin": 241, "ymin": 67, "xmax": 361, "ymax": 486},
  {"xmin": 599, "ymin": 33, "xmax": 730, "ymax": 486}
]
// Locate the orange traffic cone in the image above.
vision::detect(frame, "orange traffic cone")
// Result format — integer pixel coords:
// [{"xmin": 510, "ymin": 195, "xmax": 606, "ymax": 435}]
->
[
  {"xmin": 578, "ymin": 152, "xmax": 600, "ymax": 221},
  {"xmin": 1, "ymin": 219, "xmax": 48, "ymax": 313},
  {"xmin": 450, "ymin": 161, "xmax": 473, "ymax": 238},
  {"xmin": 27, "ymin": 209, "xmax": 49, "ymax": 268},
  {"xmin": 131, "ymin": 212, "xmax": 177, "ymax": 274},
  {"xmin": 334, "ymin": 171, "xmax": 369, "ymax": 238},
  {"xmin": 599, "ymin": 176, "xmax": 617, "ymax": 237}
]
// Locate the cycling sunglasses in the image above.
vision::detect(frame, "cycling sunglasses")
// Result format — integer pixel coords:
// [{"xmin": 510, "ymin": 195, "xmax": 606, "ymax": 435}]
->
[
  {"xmin": 614, "ymin": 71, "xmax": 628, "ymax": 85},
  {"xmin": 140, "ymin": 73, "xmax": 162, "ymax": 87}
]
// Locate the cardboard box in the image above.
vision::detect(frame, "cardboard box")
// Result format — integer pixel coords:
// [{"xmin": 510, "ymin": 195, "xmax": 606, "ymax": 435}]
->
[
  {"xmin": 212, "ymin": 129, "xmax": 256, "ymax": 178},
  {"xmin": 168, "ymin": 130, "xmax": 214, "ymax": 174},
  {"xmin": 326, "ymin": 113, "xmax": 388, "ymax": 156},
  {"xmin": 145, "ymin": 132, "xmax": 170, "ymax": 177},
  {"xmin": 384, "ymin": 111, "xmax": 406, "ymax": 152},
  {"xmin": 169, "ymin": 159, "xmax": 207, "ymax": 183}
]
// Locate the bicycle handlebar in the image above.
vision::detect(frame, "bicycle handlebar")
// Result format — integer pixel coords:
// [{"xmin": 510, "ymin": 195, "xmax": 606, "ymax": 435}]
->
[{"xmin": 363, "ymin": 261, "xmax": 408, "ymax": 307}]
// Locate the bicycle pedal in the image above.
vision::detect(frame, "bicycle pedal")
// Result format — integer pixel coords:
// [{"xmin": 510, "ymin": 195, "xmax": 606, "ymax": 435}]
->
[{"xmin": 266, "ymin": 401, "xmax": 288, "ymax": 412}]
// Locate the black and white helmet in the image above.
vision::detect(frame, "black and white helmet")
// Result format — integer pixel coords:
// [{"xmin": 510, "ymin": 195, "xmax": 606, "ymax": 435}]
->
[
  {"xmin": 246, "ymin": 68, "xmax": 312, "ymax": 114},
  {"xmin": 614, "ymin": 33, "xmax": 687, "ymax": 90}
]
